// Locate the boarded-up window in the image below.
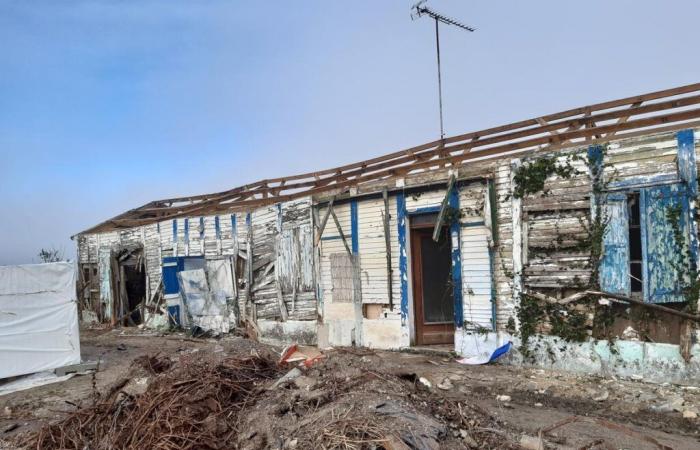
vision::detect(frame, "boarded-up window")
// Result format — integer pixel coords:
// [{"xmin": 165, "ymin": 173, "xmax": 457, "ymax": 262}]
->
[{"xmin": 330, "ymin": 253, "xmax": 359, "ymax": 303}]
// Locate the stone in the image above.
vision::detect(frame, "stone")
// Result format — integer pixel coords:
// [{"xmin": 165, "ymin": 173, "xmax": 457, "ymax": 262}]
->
[
  {"xmin": 496, "ymin": 395, "xmax": 511, "ymax": 403},
  {"xmin": 650, "ymin": 403, "xmax": 674, "ymax": 413},
  {"xmin": 270, "ymin": 368, "xmax": 303, "ymax": 389},
  {"xmin": 122, "ymin": 377, "xmax": 149, "ymax": 396},
  {"xmin": 293, "ymin": 376, "xmax": 317, "ymax": 391},
  {"xmin": 534, "ymin": 403, "xmax": 543, "ymax": 407},
  {"xmin": 669, "ymin": 397, "xmax": 686, "ymax": 412},
  {"xmin": 593, "ymin": 390, "xmax": 609, "ymax": 402},
  {"xmin": 520, "ymin": 435, "xmax": 544, "ymax": 450},
  {"xmin": 437, "ymin": 378, "xmax": 453, "ymax": 390},
  {"xmin": 683, "ymin": 410, "xmax": 697, "ymax": 419},
  {"xmin": 459, "ymin": 429, "xmax": 478, "ymax": 447},
  {"xmin": 621, "ymin": 326, "xmax": 640, "ymax": 341},
  {"xmin": 55, "ymin": 361, "xmax": 99, "ymax": 376},
  {"xmin": 419, "ymin": 377, "xmax": 432, "ymax": 389},
  {"xmin": 3, "ymin": 407, "xmax": 11, "ymax": 417}
]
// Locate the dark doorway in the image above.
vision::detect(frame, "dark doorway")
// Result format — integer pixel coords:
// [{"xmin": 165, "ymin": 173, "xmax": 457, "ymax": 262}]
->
[
  {"xmin": 111, "ymin": 247, "xmax": 146, "ymax": 326},
  {"xmin": 410, "ymin": 218, "xmax": 455, "ymax": 345}
]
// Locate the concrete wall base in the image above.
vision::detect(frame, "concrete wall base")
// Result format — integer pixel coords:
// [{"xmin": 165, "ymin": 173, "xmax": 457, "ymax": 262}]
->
[
  {"xmin": 456, "ymin": 329, "xmax": 700, "ymax": 385},
  {"xmin": 256, "ymin": 320, "xmax": 317, "ymax": 346}
]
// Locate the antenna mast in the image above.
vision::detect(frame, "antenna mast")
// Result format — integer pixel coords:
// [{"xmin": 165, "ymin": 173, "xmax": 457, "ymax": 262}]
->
[{"xmin": 411, "ymin": 1, "xmax": 475, "ymax": 140}]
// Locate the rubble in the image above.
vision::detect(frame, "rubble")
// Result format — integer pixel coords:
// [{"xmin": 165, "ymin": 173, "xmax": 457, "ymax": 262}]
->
[
  {"xmin": 3, "ymin": 330, "xmax": 697, "ymax": 450},
  {"xmin": 19, "ymin": 347, "xmax": 524, "ymax": 449}
]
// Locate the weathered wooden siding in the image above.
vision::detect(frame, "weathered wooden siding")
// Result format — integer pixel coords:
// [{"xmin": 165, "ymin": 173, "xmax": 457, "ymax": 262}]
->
[
  {"xmin": 493, "ymin": 160, "xmax": 516, "ymax": 328},
  {"xmin": 78, "ymin": 198, "xmax": 317, "ymax": 323},
  {"xmin": 521, "ymin": 153, "xmax": 591, "ymax": 293}
]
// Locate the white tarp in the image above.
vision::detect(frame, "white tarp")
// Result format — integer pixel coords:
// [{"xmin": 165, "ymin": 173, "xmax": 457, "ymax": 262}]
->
[
  {"xmin": 178, "ymin": 269, "xmax": 230, "ymax": 334},
  {"xmin": 206, "ymin": 259, "xmax": 236, "ymax": 326},
  {"xmin": 0, "ymin": 262, "xmax": 81, "ymax": 379}
]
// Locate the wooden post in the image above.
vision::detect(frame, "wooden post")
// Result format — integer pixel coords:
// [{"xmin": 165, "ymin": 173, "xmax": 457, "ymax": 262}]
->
[
  {"xmin": 382, "ymin": 189, "xmax": 394, "ymax": 310},
  {"xmin": 315, "ymin": 198, "xmax": 334, "ymax": 246},
  {"xmin": 245, "ymin": 216, "xmax": 253, "ymax": 323},
  {"xmin": 432, "ymin": 174, "xmax": 457, "ymax": 242},
  {"xmin": 330, "ymin": 207, "xmax": 353, "ymax": 257}
]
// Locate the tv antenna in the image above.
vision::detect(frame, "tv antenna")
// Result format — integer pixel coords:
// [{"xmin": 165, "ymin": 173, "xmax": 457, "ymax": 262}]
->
[{"xmin": 411, "ymin": 0, "xmax": 475, "ymax": 140}]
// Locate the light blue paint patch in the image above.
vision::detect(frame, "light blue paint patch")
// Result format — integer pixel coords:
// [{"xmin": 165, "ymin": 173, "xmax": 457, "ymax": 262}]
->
[
  {"xmin": 677, "ymin": 129, "xmax": 699, "ymax": 266},
  {"xmin": 677, "ymin": 129, "xmax": 697, "ymax": 195},
  {"xmin": 213, "ymin": 216, "xmax": 220, "ymax": 239},
  {"xmin": 587, "ymin": 144, "xmax": 604, "ymax": 172},
  {"xmin": 246, "ymin": 212, "xmax": 251, "ymax": 226},
  {"xmin": 607, "ymin": 173, "xmax": 678, "ymax": 190},
  {"xmin": 397, "ymin": 192, "xmax": 408, "ymax": 323},
  {"xmin": 172, "ymin": 219, "xmax": 177, "ymax": 241},
  {"xmin": 184, "ymin": 218, "xmax": 189, "ymax": 244},
  {"xmin": 231, "ymin": 215, "xmax": 237, "ymax": 239},
  {"xmin": 201, "ymin": 217, "xmax": 206, "ymax": 240},
  {"xmin": 600, "ymin": 193, "xmax": 630, "ymax": 295},
  {"xmin": 449, "ymin": 185, "xmax": 463, "ymax": 328},
  {"xmin": 643, "ymin": 183, "xmax": 691, "ymax": 303},
  {"xmin": 351, "ymin": 200, "xmax": 358, "ymax": 254}
]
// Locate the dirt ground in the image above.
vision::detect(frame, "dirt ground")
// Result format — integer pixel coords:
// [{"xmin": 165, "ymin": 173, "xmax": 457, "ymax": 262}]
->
[{"xmin": 1, "ymin": 328, "xmax": 699, "ymax": 449}]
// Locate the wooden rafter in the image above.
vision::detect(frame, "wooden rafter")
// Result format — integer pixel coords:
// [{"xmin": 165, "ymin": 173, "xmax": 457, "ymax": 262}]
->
[{"xmin": 76, "ymin": 82, "xmax": 700, "ymax": 235}]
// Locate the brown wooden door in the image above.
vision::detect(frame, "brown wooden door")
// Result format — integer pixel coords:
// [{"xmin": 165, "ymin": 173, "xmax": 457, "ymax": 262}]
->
[{"xmin": 410, "ymin": 225, "xmax": 455, "ymax": 345}]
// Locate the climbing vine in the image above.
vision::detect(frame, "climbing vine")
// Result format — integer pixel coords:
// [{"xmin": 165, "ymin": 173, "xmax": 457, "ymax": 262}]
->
[
  {"xmin": 666, "ymin": 202, "xmax": 700, "ymax": 313},
  {"xmin": 510, "ymin": 155, "xmax": 581, "ymax": 199},
  {"xmin": 442, "ymin": 205, "xmax": 463, "ymax": 227},
  {"xmin": 512, "ymin": 145, "xmax": 621, "ymax": 358}
]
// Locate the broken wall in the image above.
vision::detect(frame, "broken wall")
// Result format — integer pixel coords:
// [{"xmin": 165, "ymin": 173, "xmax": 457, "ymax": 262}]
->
[{"xmin": 77, "ymin": 198, "xmax": 318, "ymax": 336}]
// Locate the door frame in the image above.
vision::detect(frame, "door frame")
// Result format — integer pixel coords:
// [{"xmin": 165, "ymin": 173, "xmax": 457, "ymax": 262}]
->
[{"xmin": 409, "ymin": 221, "xmax": 455, "ymax": 345}]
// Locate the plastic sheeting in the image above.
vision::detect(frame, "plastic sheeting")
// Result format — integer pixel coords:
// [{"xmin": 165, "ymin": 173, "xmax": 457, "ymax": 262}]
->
[
  {"xmin": 0, "ymin": 262, "xmax": 81, "ymax": 379},
  {"xmin": 457, "ymin": 341, "xmax": 512, "ymax": 365},
  {"xmin": 177, "ymin": 269, "xmax": 230, "ymax": 334}
]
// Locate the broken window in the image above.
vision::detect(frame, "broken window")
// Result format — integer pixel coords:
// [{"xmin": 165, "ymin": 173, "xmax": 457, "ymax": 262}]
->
[
  {"xmin": 600, "ymin": 184, "xmax": 695, "ymax": 303},
  {"xmin": 627, "ymin": 193, "xmax": 643, "ymax": 295}
]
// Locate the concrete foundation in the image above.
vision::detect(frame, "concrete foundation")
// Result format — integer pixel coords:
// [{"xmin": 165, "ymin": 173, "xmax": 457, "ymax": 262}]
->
[
  {"xmin": 456, "ymin": 329, "xmax": 700, "ymax": 385},
  {"xmin": 256, "ymin": 320, "xmax": 317, "ymax": 346}
]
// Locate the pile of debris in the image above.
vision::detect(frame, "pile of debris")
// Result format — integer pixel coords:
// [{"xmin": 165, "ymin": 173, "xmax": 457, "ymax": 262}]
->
[
  {"xmin": 27, "ymin": 353, "xmax": 279, "ymax": 450},
  {"xmin": 24, "ymin": 350, "xmax": 521, "ymax": 449}
]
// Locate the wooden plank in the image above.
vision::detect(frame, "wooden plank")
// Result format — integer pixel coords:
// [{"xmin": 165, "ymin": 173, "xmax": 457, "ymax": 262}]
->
[
  {"xmin": 314, "ymin": 198, "xmax": 334, "ymax": 246},
  {"xmin": 382, "ymin": 188, "xmax": 393, "ymax": 309},
  {"xmin": 330, "ymin": 207, "xmax": 353, "ymax": 257},
  {"xmin": 76, "ymin": 82, "xmax": 700, "ymax": 234},
  {"xmin": 432, "ymin": 174, "xmax": 456, "ymax": 242}
]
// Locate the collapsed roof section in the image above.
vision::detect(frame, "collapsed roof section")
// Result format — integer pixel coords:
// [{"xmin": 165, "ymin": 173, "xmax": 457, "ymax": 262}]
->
[{"xmin": 79, "ymin": 82, "xmax": 700, "ymax": 235}]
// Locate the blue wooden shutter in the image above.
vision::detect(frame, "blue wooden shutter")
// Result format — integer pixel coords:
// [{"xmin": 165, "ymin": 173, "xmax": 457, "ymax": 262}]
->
[
  {"xmin": 600, "ymin": 194, "xmax": 630, "ymax": 295},
  {"xmin": 642, "ymin": 184, "xmax": 690, "ymax": 303},
  {"xmin": 162, "ymin": 256, "xmax": 184, "ymax": 294}
]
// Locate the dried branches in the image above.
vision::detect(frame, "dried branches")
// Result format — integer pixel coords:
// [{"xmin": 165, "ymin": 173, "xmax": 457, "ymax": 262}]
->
[{"xmin": 28, "ymin": 355, "xmax": 279, "ymax": 450}]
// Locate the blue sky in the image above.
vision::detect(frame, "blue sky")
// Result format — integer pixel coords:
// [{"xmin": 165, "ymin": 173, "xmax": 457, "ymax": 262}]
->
[{"xmin": 1, "ymin": 0, "xmax": 699, "ymax": 264}]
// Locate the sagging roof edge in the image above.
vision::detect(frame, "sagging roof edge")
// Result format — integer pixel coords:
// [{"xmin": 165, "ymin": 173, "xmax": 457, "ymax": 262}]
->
[{"xmin": 73, "ymin": 82, "xmax": 700, "ymax": 237}]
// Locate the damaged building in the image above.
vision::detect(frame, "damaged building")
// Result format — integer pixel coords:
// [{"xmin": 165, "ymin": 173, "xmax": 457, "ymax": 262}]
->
[{"xmin": 74, "ymin": 82, "xmax": 700, "ymax": 383}]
